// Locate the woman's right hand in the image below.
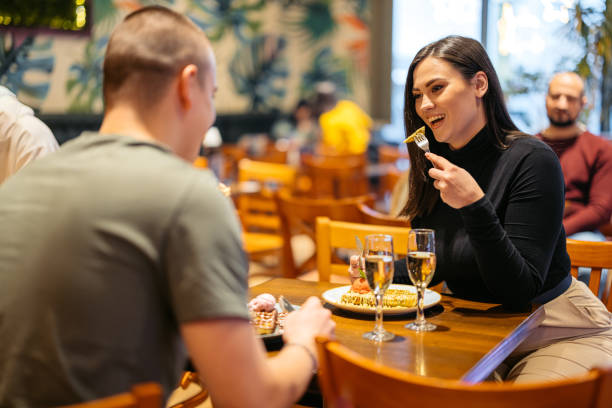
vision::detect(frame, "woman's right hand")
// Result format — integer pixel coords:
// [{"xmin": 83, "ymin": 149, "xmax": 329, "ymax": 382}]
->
[{"xmin": 426, "ymin": 152, "xmax": 484, "ymax": 208}]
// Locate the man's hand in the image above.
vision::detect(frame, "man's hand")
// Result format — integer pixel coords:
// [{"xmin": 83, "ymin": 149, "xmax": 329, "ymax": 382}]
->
[
  {"xmin": 426, "ymin": 152, "xmax": 484, "ymax": 209},
  {"xmin": 282, "ymin": 296, "xmax": 335, "ymax": 352}
]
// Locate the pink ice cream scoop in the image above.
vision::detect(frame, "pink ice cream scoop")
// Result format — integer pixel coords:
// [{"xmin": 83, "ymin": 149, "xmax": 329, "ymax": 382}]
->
[{"xmin": 248, "ymin": 293, "xmax": 276, "ymax": 312}]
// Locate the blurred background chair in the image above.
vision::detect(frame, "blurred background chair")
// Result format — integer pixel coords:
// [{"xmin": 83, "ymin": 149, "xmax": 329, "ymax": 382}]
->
[
  {"xmin": 315, "ymin": 336, "xmax": 612, "ymax": 408},
  {"xmin": 237, "ymin": 159, "xmax": 296, "ymax": 266},
  {"xmin": 377, "ymin": 143, "xmax": 409, "ymax": 165},
  {"xmin": 315, "ymin": 216, "xmax": 411, "ymax": 282},
  {"xmin": 192, "ymin": 156, "xmax": 208, "ymax": 169},
  {"xmin": 377, "ymin": 144, "xmax": 410, "ymax": 214},
  {"xmin": 300, "ymin": 153, "xmax": 369, "ymax": 199},
  {"xmin": 275, "ymin": 190, "xmax": 374, "ymax": 279},
  {"xmin": 167, "ymin": 372, "xmax": 209, "ymax": 408},
  {"xmin": 220, "ymin": 144, "xmax": 247, "ymax": 182},
  {"xmin": 356, "ymin": 202, "xmax": 410, "ymax": 227},
  {"xmin": 566, "ymin": 239, "xmax": 612, "ymax": 310},
  {"xmin": 60, "ymin": 383, "xmax": 162, "ymax": 408}
]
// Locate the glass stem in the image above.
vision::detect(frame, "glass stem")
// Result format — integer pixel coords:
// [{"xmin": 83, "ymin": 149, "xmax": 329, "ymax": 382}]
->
[
  {"xmin": 416, "ymin": 286, "xmax": 425, "ymax": 326},
  {"xmin": 374, "ymin": 293, "xmax": 384, "ymax": 334}
]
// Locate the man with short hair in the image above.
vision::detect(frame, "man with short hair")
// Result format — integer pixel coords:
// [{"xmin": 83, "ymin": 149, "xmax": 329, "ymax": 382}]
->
[
  {"xmin": 537, "ymin": 72, "xmax": 612, "ymax": 240},
  {"xmin": 0, "ymin": 6, "xmax": 334, "ymax": 407},
  {"xmin": 0, "ymin": 86, "xmax": 58, "ymax": 183}
]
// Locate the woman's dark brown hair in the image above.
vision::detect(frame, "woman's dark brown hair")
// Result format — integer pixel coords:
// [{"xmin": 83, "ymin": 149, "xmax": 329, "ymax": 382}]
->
[{"xmin": 401, "ymin": 35, "xmax": 526, "ymax": 220}]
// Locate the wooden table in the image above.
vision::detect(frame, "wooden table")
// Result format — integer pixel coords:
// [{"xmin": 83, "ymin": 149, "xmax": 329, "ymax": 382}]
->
[{"xmin": 250, "ymin": 278, "xmax": 544, "ymax": 383}]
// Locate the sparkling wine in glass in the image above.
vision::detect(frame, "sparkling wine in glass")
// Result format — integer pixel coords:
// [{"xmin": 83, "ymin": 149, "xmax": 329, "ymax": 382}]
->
[
  {"xmin": 362, "ymin": 234, "xmax": 395, "ymax": 342},
  {"xmin": 405, "ymin": 229, "xmax": 437, "ymax": 332}
]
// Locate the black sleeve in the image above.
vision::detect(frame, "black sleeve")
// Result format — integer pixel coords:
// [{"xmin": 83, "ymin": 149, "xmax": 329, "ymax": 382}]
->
[
  {"xmin": 458, "ymin": 147, "xmax": 565, "ymax": 307},
  {"xmin": 394, "ymin": 258, "xmax": 410, "ymax": 284}
]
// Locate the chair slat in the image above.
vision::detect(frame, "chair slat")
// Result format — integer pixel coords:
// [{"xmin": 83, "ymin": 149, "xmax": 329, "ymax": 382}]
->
[{"xmin": 566, "ymin": 239, "xmax": 612, "ymax": 311}]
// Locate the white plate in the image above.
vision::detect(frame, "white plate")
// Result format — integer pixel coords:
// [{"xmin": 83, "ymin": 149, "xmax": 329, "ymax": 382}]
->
[{"xmin": 321, "ymin": 284, "xmax": 441, "ymax": 315}]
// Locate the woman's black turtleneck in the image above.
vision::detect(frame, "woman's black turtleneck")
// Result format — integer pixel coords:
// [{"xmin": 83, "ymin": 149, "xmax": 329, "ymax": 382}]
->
[{"xmin": 394, "ymin": 126, "xmax": 571, "ymax": 309}]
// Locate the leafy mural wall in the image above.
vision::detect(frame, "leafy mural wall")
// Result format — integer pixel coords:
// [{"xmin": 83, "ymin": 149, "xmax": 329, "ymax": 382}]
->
[{"xmin": 0, "ymin": 0, "xmax": 371, "ymax": 115}]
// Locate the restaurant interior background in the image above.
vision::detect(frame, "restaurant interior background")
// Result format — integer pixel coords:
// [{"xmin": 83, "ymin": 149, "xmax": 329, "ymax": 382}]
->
[{"xmin": 0, "ymin": 0, "xmax": 610, "ymax": 145}]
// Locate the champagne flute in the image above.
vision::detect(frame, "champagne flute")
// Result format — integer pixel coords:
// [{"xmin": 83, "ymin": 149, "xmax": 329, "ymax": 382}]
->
[
  {"xmin": 362, "ymin": 234, "xmax": 395, "ymax": 342},
  {"xmin": 405, "ymin": 229, "xmax": 437, "ymax": 332}
]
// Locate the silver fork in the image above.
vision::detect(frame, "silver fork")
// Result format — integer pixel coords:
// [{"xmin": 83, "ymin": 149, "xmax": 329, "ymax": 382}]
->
[
  {"xmin": 413, "ymin": 130, "xmax": 430, "ymax": 153},
  {"xmin": 413, "ymin": 130, "xmax": 438, "ymax": 170}
]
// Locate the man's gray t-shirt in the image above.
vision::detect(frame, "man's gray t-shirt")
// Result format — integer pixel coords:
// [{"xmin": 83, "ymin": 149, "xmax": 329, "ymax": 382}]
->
[{"xmin": 0, "ymin": 133, "xmax": 249, "ymax": 406}]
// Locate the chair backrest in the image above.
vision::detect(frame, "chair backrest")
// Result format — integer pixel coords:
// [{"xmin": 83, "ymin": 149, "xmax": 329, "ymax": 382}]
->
[
  {"xmin": 237, "ymin": 159, "xmax": 296, "ymax": 233},
  {"xmin": 315, "ymin": 216, "xmax": 411, "ymax": 282},
  {"xmin": 315, "ymin": 336, "xmax": 612, "ymax": 408},
  {"xmin": 377, "ymin": 144, "xmax": 409, "ymax": 165},
  {"xmin": 387, "ymin": 169, "xmax": 409, "ymax": 217},
  {"xmin": 220, "ymin": 144, "xmax": 247, "ymax": 181},
  {"xmin": 566, "ymin": 238, "xmax": 612, "ymax": 310},
  {"xmin": 301, "ymin": 153, "xmax": 369, "ymax": 199},
  {"xmin": 192, "ymin": 156, "xmax": 208, "ymax": 169},
  {"xmin": 275, "ymin": 191, "xmax": 374, "ymax": 278},
  {"xmin": 356, "ymin": 202, "xmax": 410, "ymax": 228},
  {"xmin": 60, "ymin": 383, "xmax": 162, "ymax": 408}
]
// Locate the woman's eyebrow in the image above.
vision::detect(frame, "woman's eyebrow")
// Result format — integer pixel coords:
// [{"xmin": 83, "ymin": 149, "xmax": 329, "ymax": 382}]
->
[{"xmin": 413, "ymin": 77, "xmax": 443, "ymax": 92}]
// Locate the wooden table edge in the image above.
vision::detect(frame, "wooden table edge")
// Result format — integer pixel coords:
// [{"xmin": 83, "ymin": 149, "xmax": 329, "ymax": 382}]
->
[{"xmin": 460, "ymin": 305, "xmax": 545, "ymax": 383}]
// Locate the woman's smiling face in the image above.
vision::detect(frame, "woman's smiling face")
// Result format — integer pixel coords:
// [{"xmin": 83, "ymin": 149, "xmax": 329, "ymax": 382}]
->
[{"xmin": 412, "ymin": 57, "xmax": 488, "ymax": 150}]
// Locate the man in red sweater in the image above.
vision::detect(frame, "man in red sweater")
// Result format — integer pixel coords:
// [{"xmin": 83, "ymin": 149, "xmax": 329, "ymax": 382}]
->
[{"xmin": 537, "ymin": 72, "xmax": 612, "ymax": 241}]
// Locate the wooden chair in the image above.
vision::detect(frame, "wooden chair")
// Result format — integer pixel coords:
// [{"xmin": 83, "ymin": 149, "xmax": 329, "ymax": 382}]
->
[
  {"xmin": 388, "ymin": 169, "xmax": 409, "ymax": 217},
  {"xmin": 566, "ymin": 239, "xmax": 612, "ymax": 310},
  {"xmin": 378, "ymin": 143, "xmax": 409, "ymax": 165},
  {"xmin": 300, "ymin": 153, "xmax": 369, "ymax": 199},
  {"xmin": 60, "ymin": 383, "xmax": 162, "ymax": 408},
  {"xmin": 256, "ymin": 141, "xmax": 288, "ymax": 163},
  {"xmin": 167, "ymin": 372, "xmax": 209, "ymax": 408},
  {"xmin": 377, "ymin": 144, "xmax": 409, "ymax": 205},
  {"xmin": 356, "ymin": 202, "xmax": 410, "ymax": 227},
  {"xmin": 316, "ymin": 336, "xmax": 612, "ymax": 408},
  {"xmin": 237, "ymin": 159, "xmax": 296, "ymax": 258},
  {"xmin": 220, "ymin": 144, "xmax": 247, "ymax": 181},
  {"xmin": 275, "ymin": 190, "xmax": 374, "ymax": 278},
  {"xmin": 315, "ymin": 216, "xmax": 411, "ymax": 282},
  {"xmin": 192, "ymin": 156, "xmax": 208, "ymax": 169}
]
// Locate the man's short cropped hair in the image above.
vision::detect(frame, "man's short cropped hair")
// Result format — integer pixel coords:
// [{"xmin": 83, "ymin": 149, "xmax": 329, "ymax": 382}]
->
[{"xmin": 103, "ymin": 6, "xmax": 210, "ymax": 109}]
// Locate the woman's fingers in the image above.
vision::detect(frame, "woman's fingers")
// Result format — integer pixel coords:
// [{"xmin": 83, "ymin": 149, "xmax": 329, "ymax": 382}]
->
[
  {"xmin": 425, "ymin": 152, "xmax": 452, "ymax": 169},
  {"xmin": 425, "ymin": 152, "xmax": 484, "ymax": 208}
]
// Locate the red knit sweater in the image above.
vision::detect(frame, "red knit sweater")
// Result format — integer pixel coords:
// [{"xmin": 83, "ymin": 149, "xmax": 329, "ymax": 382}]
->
[{"xmin": 537, "ymin": 131, "xmax": 612, "ymax": 235}]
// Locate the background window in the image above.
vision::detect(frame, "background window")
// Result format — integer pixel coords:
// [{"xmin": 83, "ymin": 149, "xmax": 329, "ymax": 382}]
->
[
  {"xmin": 385, "ymin": 0, "xmax": 601, "ymax": 143},
  {"xmin": 384, "ymin": 0, "xmax": 482, "ymax": 142}
]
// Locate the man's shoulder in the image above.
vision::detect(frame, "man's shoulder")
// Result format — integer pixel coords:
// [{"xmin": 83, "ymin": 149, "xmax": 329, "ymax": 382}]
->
[
  {"xmin": 580, "ymin": 130, "xmax": 612, "ymax": 146},
  {"xmin": 59, "ymin": 132, "xmax": 220, "ymax": 194}
]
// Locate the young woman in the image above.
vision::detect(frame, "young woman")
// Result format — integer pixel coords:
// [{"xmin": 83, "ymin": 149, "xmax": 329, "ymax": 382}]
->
[{"xmin": 393, "ymin": 36, "xmax": 611, "ymax": 382}]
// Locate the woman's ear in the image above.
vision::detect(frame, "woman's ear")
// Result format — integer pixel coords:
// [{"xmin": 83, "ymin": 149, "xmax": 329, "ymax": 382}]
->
[{"xmin": 472, "ymin": 71, "xmax": 488, "ymax": 98}]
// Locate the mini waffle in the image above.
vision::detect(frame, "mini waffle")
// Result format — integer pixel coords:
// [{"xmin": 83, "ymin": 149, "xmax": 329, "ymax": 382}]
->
[
  {"xmin": 250, "ymin": 310, "xmax": 277, "ymax": 335},
  {"xmin": 340, "ymin": 288, "xmax": 417, "ymax": 308}
]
